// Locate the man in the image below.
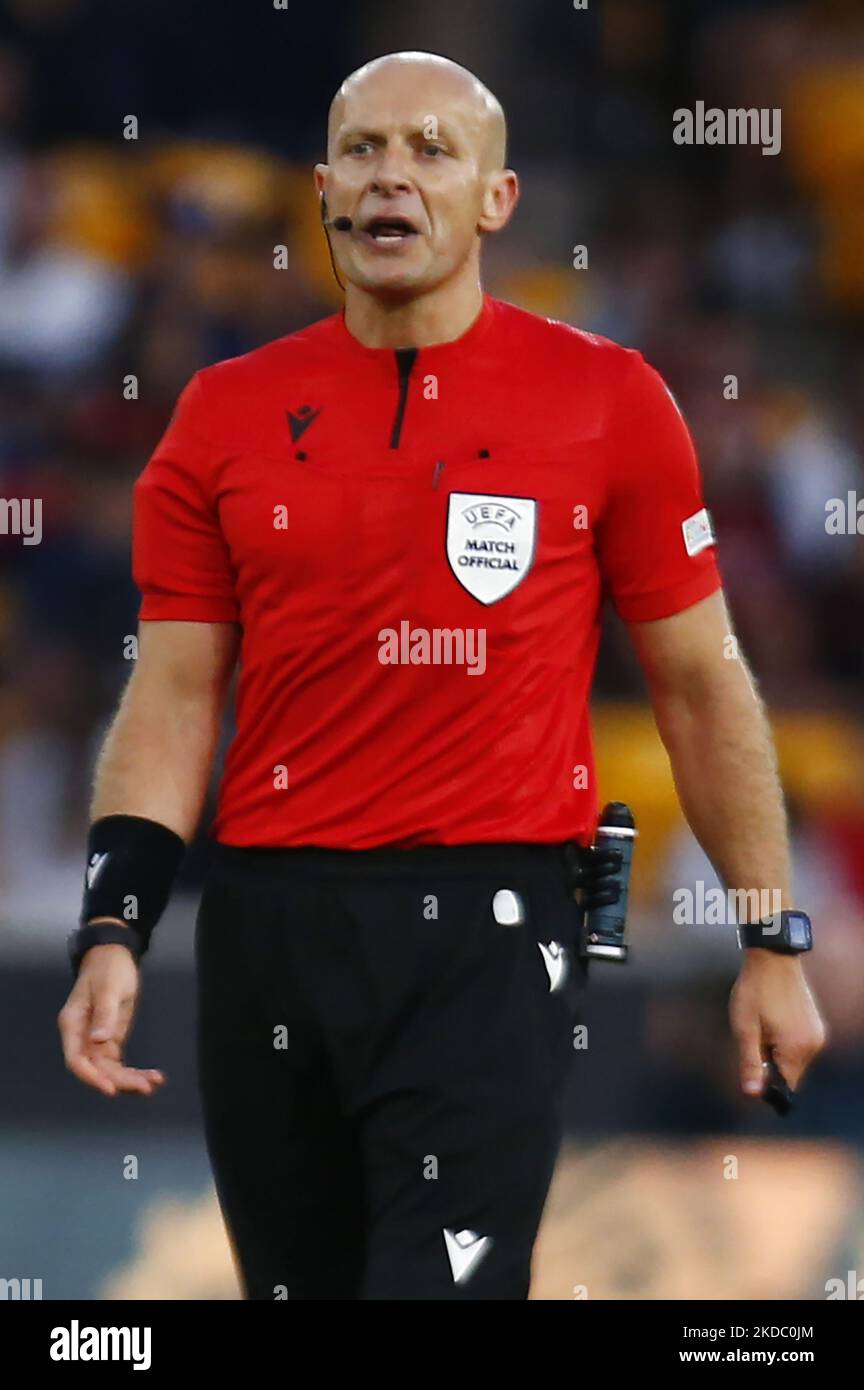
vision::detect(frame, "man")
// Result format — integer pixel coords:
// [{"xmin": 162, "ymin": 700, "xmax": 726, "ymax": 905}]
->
[{"xmin": 58, "ymin": 52, "xmax": 826, "ymax": 1300}]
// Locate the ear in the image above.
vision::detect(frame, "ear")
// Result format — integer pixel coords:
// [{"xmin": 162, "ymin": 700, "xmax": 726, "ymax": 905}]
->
[
  {"xmin": 313, "ymin": 163, "xmax": 328, "ymax": 199},
  {"xmin": 477, "ymin": 169, "xmax": 520, "ymax": 235}
]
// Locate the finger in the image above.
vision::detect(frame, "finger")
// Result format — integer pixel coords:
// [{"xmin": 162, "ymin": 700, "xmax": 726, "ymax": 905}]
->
[
  {"xmin": 133, "ymin": 1069, "xmax": 167, "ymax": 1089},
  {"xmin": 72, "ymin": 1054, "xmax": 119, "ymax": 1096},
  {"xmin": 91, "ymin": 1056, "xmax": 154, "ymax": 1093},
  {"xmin": 770, "ymin": 1049, "xmax": 807, "ymax": 1092},
  {"xmin": 59, "ymin": 1003, "xmax": 117, "ymax": 1096},
  {"xmin": 588, "ymin": 886, "xmax": 621, "ymax": 907},
  {"xmin": 588, "ymin": 852, "xmax": 621, "ymax": 878},
  {"xmin": 67, "ymin": 1047, "xmax": 119, "ymax": 1096},
  {"xmin": 90, "ymin": 1053, "xmax": 163, "ymax": 1095},
  {"xmin": 737, "ymin": 1032, "xmax": 767, "ymax": 1096}
]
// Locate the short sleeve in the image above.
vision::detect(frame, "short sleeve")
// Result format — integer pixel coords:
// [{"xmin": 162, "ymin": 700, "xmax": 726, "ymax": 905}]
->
[
  {"xmin": 596, "ymin": 351, "xmax": 723, "ymax": 622},
  {"xmin": 133, "ymin": 373, "xmax": 240, "ymax": 623}
]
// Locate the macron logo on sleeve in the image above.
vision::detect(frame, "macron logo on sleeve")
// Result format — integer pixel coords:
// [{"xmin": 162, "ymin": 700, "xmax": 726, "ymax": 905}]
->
[
  {"xmin": 86, "ymin": 853, "xmax": 109, "ymax": 890},
  {"xmin": 682, "ymin": 507, "xmax": 715, "ymax": 557}
]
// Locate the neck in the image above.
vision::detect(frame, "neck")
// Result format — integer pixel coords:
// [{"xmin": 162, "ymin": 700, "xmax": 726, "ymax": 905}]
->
[{"xmin": 343, "ymin": 269, "xmax": 484, "ymax": 349}]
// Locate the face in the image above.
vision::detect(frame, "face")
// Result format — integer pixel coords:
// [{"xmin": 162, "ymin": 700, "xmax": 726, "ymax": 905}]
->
[{"xmin": 315, "ymin": 67, "xmax": 515, "ymax": 298}]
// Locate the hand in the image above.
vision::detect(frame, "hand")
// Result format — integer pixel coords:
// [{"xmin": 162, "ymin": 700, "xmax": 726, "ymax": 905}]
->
[
  {"xmin": 58, "ymin": 943, "xmax": 166, "ymax": 1097},
  {"xmin": 570, "ymin": 845, "xmax": 623, "ymax": 911},
  {"xmin": 729, "ymin": 951, "xmax": 827, "ymax": 1099}
]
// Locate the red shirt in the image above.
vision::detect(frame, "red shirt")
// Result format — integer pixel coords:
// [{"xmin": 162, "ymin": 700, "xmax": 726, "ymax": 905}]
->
[{"xmin": 133, "ymin": 293, "xmax": 723, "ymax": 848}]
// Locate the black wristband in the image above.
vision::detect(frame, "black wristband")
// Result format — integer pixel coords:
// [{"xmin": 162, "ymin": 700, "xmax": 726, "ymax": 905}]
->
[
  {"xmin": 78, "ymin": 814, "xmax": 186, "ymax": 964},
  {"xmin": 68, "ymin": 922, "xmax": 144, "ymax": 978}
]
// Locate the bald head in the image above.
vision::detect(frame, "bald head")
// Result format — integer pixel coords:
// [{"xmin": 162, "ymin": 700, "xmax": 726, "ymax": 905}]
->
[
  {"xmin": 328, "ymin": 51, "xmax": 507, "ymax": 172},
  {"xmin": 316, "ymin": 50, "xmax": 518, "ymax": 306}
]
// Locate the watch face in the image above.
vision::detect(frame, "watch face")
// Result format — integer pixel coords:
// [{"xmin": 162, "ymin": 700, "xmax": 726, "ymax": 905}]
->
[{"xmin": 786, "ymin": 912, "xmax": 812, "ymax": 950}]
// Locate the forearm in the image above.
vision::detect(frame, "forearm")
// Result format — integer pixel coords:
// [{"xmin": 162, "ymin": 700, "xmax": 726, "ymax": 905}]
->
[
  {"xmin": 653, "ymin": 656, "xmax": 793, "ymax": 917},
  {"xmin": 91, "ymin": 674, "xmax": 222, "ymax": 842}
]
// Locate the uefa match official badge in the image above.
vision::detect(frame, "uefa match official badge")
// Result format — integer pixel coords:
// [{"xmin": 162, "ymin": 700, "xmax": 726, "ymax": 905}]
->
[{"xmin": 446, "ymin": 492, "xmax": 537, "ymax": 603}]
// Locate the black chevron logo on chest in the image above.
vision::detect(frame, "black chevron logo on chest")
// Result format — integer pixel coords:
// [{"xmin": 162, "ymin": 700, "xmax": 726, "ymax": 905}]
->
[{"xmin": 287, "ymin": 405, "xmax": 322, "ymax": 443}]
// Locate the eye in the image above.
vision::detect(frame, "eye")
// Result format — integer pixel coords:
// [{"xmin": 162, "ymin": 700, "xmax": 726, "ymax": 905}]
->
[
  {"xmin": 347, "ymin": 141, "xmax": 373, "ymax": 156},
  {"xmin": 422, "ymin": 143, "xmax": 446, "ymax": 158}
]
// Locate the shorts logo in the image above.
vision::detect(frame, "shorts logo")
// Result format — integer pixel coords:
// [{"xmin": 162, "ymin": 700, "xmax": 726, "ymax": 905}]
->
[
  {"xmin": 446, "ymin": 492, "xmax": 537, "ymax": 604},
  {"xmin": 538, "ymin": 940, "xmax": 568, "ymax": 992},
  {"xmin": 443, "ymin": 1228, "xmax": 493, "ymax": 1284}
]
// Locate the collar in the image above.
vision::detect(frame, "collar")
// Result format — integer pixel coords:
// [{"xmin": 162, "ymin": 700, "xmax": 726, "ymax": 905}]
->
[{"xmin": 335, "ymin": 292, "xmax": 496, "ymax": 367}]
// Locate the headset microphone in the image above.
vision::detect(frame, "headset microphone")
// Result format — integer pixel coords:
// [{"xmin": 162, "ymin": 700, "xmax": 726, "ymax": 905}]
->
[
  {"xmin": 320, "ymin": 196, "xmax": 350, "ymax": 293},
  {"xmin": 320, "ymin": 195, "xmax": 353, "ymax": 232}
]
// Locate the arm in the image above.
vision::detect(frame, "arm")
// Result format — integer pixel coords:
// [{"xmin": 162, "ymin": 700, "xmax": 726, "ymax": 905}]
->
[
  {"xmin": 627, "ymin": 588, "xmax": 827, "ymax": 1096},
  {"xmin": 58, "ymin": 619, "xmax": 239, "ymax": 1097},
  {"xmin": 628, "ymin": 589, "xmax": 792, "ymax": 908},
  {"xmin": 91, "ymin": 619, "xmax": 239, "ymax": 836}
]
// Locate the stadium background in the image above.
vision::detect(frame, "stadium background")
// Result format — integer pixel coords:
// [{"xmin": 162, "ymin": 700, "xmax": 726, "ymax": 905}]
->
[{"xmin": 0, "ymin": 0, "xmax": 862, "ymax": 1299}]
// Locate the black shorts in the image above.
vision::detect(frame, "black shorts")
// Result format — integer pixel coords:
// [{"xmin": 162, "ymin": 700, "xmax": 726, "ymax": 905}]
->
[{"xmin": 195, "ymin": 840, "xmax": 590, "ymax": 1300}]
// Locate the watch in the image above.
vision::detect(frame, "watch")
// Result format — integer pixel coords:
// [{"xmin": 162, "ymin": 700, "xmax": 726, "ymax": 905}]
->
[{"xmin": 737, "ymin": 910, "xmax": 812, "ymax": 955}]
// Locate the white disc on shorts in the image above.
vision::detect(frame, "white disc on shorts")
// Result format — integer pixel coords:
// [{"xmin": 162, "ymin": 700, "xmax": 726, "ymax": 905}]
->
[{"xmin": 492, "ymin": 888, "xmax": 524, "ymax": 926}]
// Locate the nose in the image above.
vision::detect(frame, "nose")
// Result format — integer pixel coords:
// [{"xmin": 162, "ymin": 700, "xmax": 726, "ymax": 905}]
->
[{"xmin": 369, "ymin": 146, "xmax": 414, "ymax": 198}]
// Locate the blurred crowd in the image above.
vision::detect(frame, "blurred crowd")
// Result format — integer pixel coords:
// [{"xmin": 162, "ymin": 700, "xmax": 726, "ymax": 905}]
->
[{"xmin": 0, "ymin": 0, "xmax": 861, "ymax": 1015}]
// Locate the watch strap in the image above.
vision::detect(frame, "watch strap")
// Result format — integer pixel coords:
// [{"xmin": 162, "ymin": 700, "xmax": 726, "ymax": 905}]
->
[{"xmin": 737, "ymin": 911, "xmax": 812, "ymax": 954}]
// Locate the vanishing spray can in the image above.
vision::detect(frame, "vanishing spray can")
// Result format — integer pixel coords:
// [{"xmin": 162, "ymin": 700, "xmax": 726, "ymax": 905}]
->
[{"xmin": 584, "ymin": 801, "xmax": 637, "ymax": 963}]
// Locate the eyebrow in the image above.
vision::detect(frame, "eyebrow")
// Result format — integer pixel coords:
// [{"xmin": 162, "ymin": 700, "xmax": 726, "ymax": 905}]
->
[{"xmin": 337, "ymin": 124, "xmax": 461, "ymax": 147}]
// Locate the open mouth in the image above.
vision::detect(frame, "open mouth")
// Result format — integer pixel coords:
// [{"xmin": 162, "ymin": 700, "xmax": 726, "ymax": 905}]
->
[{"xmin": 361, "ymin": 214, "xmax": 420, "ymax": 245}]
